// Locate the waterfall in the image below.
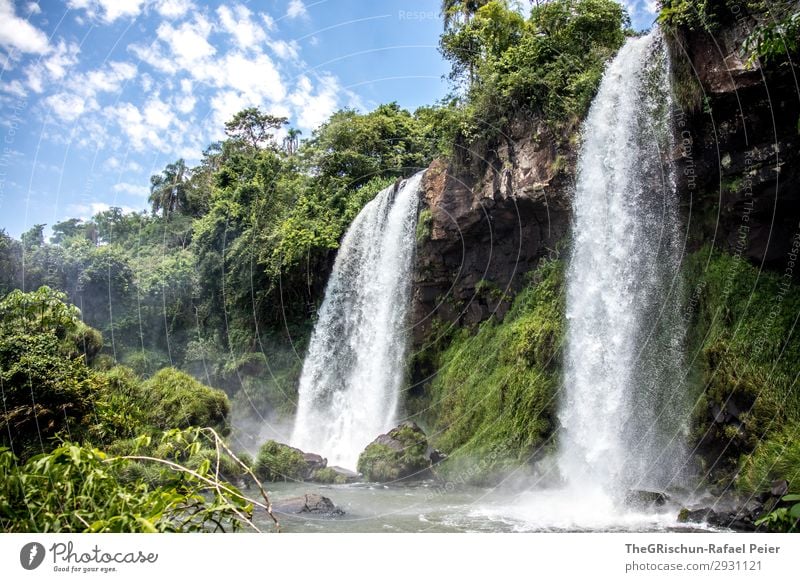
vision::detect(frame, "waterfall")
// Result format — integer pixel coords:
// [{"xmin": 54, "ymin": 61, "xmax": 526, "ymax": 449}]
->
[
  {"xmin": 557, "ymin": 30, "xmax": 688, "ymax": 499},
  {"xmin": 291, "ymin": 172, "xmax": 424, "ymax": 468}
]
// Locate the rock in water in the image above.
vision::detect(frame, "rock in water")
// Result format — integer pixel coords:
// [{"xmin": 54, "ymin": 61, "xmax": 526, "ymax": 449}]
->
[
  {"xmin": 677, "ymin": 506, "xmax": 758, "ymax": 532},
  {"xmin": 311, "ymin": 466, "xmax": 360, "ymax": 484},
  {"xmin": 273, "ymin": 493, "xmax": 344, "ymax": 516},
  {"xmin": 624, "ymin": 489, "xmax": 670, "ymax": 509},
  {"xmin": 302, "ymin": 453, "xmax": 328, "ymax": 478},
  {"xmin": 253, "ymin": 440, "xmax": 328, "ymax": 482},
  {"xmin": 357, "ymin": 422, "xmax": 431, "ymax": 482}
]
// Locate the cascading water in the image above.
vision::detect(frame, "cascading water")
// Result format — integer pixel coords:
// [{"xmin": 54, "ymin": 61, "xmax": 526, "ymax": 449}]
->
[
  {"xmin": 557, "ymin": 29, "xmax": 689, "ymax": 501},
  {"xmin": 477, "ymin": 29, "xmax": 692, "ymax": 531},
  {"xmin": 290, "ymin": 172, "xmax": 424, "ymax": 468}
]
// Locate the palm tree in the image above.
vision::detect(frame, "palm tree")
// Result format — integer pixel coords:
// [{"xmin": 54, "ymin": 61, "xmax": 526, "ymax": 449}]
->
[
  {"xmin": 283, "ymin": 128, "xmax": 302, "ymax": 155},
  {"xmin": 441, "ymin": 0, "xmax": 491, "ymax": 87},
  {"xmin": 441, "ymin": 0, "xmax": 490, "ymax": 31},
  {"xmin": 149, "ymin": 159, "xmax": 188, "ymax": 220}
]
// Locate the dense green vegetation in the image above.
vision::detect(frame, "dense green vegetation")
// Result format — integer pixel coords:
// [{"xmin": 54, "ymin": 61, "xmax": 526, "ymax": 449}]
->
[
  {"xmin": 682, "ymin": 247, "xmax": 800, "ymax": 496},
  {"xmin": 0, "ymin": 287, "xmax": 278, "ymax": 532},
  {"xmin": 416, "ymin": 260, "xmax": 564, "ymax": 483},
  {"xmin": 440, "ymin": 0, "xmax": 628, "ymax": 142}
]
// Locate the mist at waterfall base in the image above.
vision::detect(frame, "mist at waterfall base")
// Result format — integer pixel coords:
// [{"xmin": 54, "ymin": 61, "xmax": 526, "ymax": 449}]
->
[{"xmin": 290, "ymin": 172, "xmax": 424, "ymax": 469}]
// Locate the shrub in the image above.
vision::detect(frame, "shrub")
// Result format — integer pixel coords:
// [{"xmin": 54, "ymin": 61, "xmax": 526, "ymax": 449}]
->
[
  {"xmin": 142, "ymin": 368, "xmax": 230, "ymax": 434},
  {"xmin": 0, "ymin": 440, "xmax": 254, "ymax": 532}
]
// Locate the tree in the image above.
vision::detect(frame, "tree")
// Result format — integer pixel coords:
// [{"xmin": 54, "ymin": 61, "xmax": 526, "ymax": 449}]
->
[
  {"xmin": 224, "ymin": 107, "xmax": 288, "ymax": 149},
  {"xmin": 283, "ymin": 127, "xmax": 302, "ymax": 155},
  {"xmin": 94, "ymin": 207, "xmax": 148, "ymax": 245},
  {"xmin": 0, "ymin": 287, "xmax": 103, "ymax": 460},
  {"xmin": 20, "ymin": 224, "xmax": 45, "ymax": 249},
  {"xmin": 304, "ymin": 103, "xmax": 433, "ymax": 187},
  {"xmin": 442, "ymin": 0, "xmax": 491, "ymax": 30},
  {"xmin": 441, "ymin": 0, "xmax": 492, "ymax": 86},
  {"xmin": 51, "ymin": 218, "xmax": 83, "ymax": 245},
  {"xmin": 0, "ymin": 229, "xmax": 21, "ymax": 294},
  {"xmin": 149, "ymin": 159, "xmax": 189, "ymax": 219}
]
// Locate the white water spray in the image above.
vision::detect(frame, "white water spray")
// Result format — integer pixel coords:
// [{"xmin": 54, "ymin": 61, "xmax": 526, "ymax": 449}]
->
[
  {"xmin": 291, "ymin": 172, "xmax": 424, "ymax": 468},
  {"xmin": 557, "ymin": 30, "xmax": 688, "ymax": 502}
]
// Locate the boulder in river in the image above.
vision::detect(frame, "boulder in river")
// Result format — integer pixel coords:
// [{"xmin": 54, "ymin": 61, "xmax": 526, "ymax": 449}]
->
[
  {"xmin": 302, "ymin": 452, "xmax": 328, "ymax": 478},
  {"xmin": 624, "ymin": 489, "xmax": 670, "ymax": 509},
  {"xmin": 677, "ymin": 506, "xmax": 759, "ymax": 532},
  {"xmin": 272, "ymin": 493, "xmax": 344, "ymax": 516},
  {"xmin": 311, "ymin": 465, "xmax": 360, "ymax": 484},
  {"xmin": 253, "ymin": 440, "xmax": 327, "ymax": 481},
  {"xmin": 356, "ymin": 421, "xmax": 431, "ymax": 482}
]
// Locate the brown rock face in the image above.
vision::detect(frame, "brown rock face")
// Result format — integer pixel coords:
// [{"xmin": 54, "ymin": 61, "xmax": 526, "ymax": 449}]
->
[
  {"xmin": 410, "ymin": 118, "xmax": 573, "ymax": 349},
  {"xmin": 668, "ymin": 24, "xmax": 800, "ymax": 269}
]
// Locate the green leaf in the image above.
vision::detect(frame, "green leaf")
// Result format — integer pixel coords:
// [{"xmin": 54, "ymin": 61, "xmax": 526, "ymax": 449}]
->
[{"xmin": 789, "ymin": 503, "xmax": 800, "ymax": 520}]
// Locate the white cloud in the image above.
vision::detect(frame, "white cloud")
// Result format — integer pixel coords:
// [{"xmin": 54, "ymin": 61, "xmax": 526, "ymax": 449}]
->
[
  {"xmin": 270, "ymin": 39, "xmax": 299, "ymax": 61},
  {"xmin": 129, "ymin": 41, "xmax": 178, "ymax": 74},
  {"xmin": 105, "ymin": 157, "xmax": 142, "ymax": 172},
  {"xmin": 106, "ymin": 102, "xmax": 151, "ymax": 150},
  {"xmin": 213, "ymin": 51, "xmax": 285, "ymax": 102},
  {"xmin": 112, "ymin": 182, "xmax": 149, "ymax": 197},
  {"xmin": 104, "ymin": 98, "xmax": 194, "ymax": 154},
  {"xmin": 643, "ymin": 0, "xmax": 660, "ymax": 15},
  {"xmin": 289, "ymin": 74, "xmax": 340, "ymax": 130},
  {"xmin": 154, "ymin": 0, "xmax": 193, "ymax": 19},
  {"xmin": 67, "ymin": 0, "xmax": 145, "ymax": 23},
  {"xmin": 143, "ymin": 96, "xmax": 172, "ymax": 130},
  {"xmin": 209, "ymin": 90, "xmax": 249, "ymax": 132},
  {"xmin": 45, "ymin": 92, "xmax": 94, "ymax": 121},
  {"xmin": 43, "ymin": 40, "xmax": 81, "ymax": 80},
  {"xmin": 217, "ymin": 4, "xmax": 267, "ymax": 50},
  {"xmin": 261, "ymin": 14, "xmax": 275, "ymax": 31},
  {"xmin": 156, "ymin": 15, "xmax": 215, "ymax": 65},
  {"xmin": 43, "ymin": 60, "xmax": 137, "ymax": 123},
  {"xmin": 139, "ymin": 72, "xmax": 154, "ymax": 92},
  {"xmin": 24, "ymin": 40, "xmax": 81, "ymax": 94},
  {"xmin": 68, "ymin": 201, "xmax": 137, "ymax": 219},
  {"xmin": 0, "ymin": 0, "xmax": 50, "ymax": 54},
  {"xmin": 26, "ymin": 2, "xmax": 41, "ymax": 15},
  {"xmin": 176, "ymin": 93, "xmax": 195, "ymax": 113},
  {"xmin": 0, "ymin": 79, "xmax": 27, "ymax": 97},
  {"xmin": 286, "ymin": 0, "xmax": 307, "ymax": 19}
]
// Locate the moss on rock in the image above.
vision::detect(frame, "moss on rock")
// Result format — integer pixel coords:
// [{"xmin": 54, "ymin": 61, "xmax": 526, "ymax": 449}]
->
[
  {"xmin": 253, "ymin": 440, "xmax": 308, "ymax": 482},
  {"xmin": 356, "ymin": 422, "xmax": 429, "ymax": 482}
]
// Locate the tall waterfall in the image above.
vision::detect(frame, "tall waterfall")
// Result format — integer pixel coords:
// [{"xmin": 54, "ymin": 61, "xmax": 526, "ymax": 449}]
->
[
  {"xmin": 557, "ymin": 30, "xmax": 688, "ymax": 499},
  {"xmin": 291, "ymin": 172, "xmax": 424, "ymax": 468}
]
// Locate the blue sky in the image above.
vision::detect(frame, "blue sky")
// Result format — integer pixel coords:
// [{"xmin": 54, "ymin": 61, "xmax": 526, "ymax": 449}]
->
[{"xmin": 0, "ymin": 0, "xmax": 660, "ymax": 239}]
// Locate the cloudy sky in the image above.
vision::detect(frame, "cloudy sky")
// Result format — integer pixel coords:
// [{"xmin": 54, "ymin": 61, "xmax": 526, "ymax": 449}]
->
[{"xmin": 0, "ymin": 0, "xmax": 660, "ymax": 238}]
